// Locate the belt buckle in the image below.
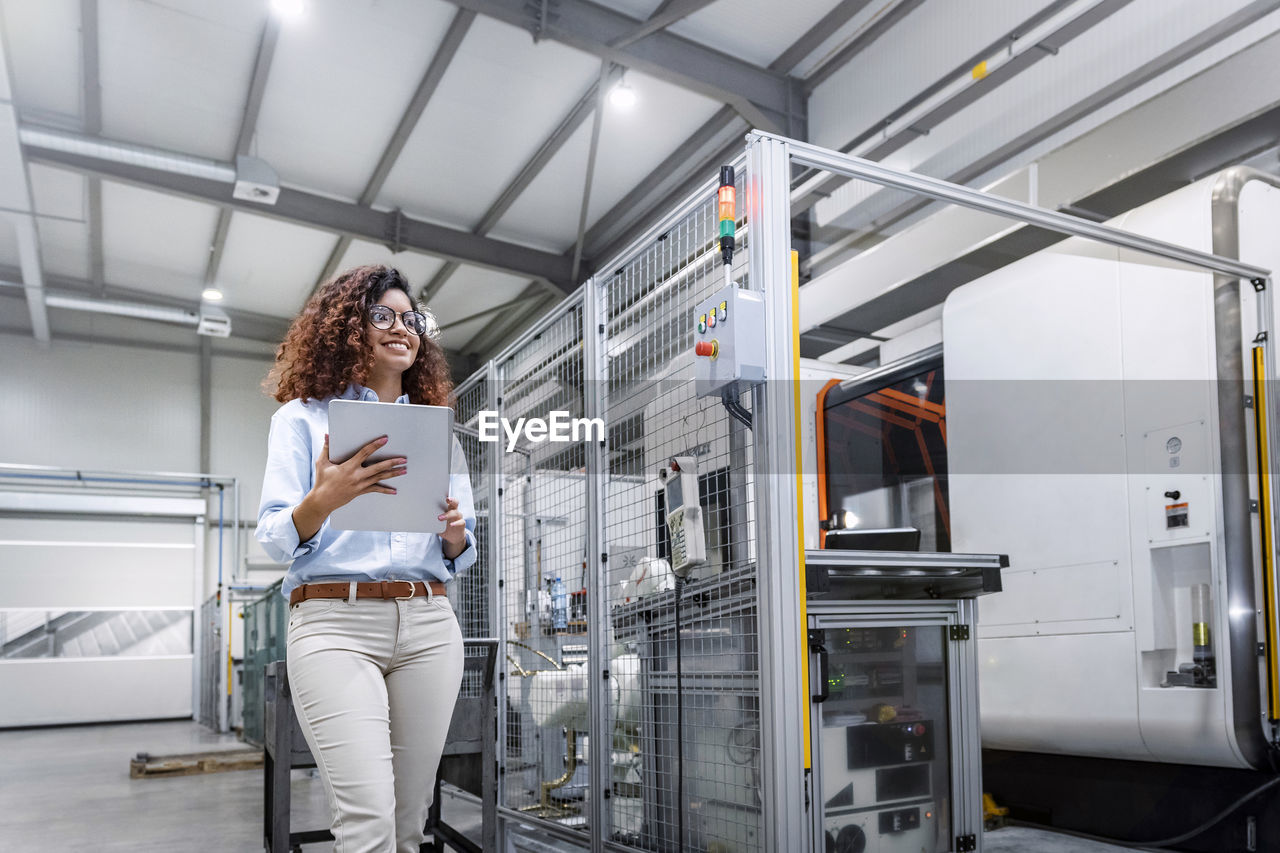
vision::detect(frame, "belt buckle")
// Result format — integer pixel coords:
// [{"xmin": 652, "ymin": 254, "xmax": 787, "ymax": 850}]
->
[{"xmin": 391, "ymin": 580, "xmax": 416, "ymax": 601}]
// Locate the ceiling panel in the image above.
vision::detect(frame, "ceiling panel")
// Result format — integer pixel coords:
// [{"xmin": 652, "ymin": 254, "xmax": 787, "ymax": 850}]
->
[
  {"xmin": 100, "ymin": 179, "xmax": 219, "ymax": 301},
  {"xmin": 213, "ymin": 211, "xmax": 336, "ymax": 317},
  {"xmin": 0, "ymin": 220, "xmax": 18, "ymax": 271},
  {"xmin": 490, "ymin": 70, "xmax": 722, "ymax": 252},
  {"xmin": 428, "ymin": 263, "xmax": 529, "ymax": 327},
  {"xmin": 30, "ymin": 164, "xmax": 89, "ymax": 280},
  {"xmin": 672, "ymin": 0, "xmax": 845, "ymax": 67},
  {"xmin": 437, "ymin": 314, "xmax": 492, "ymax": 352},
  {"xmin": 99, "ymin": 0, "xmax": 264, "ymax": 159},
  {"xmin": 335, "ymin": 239, "xmax": 448, "ymax": 296},
  {"xmin": 253, "ymin": 0, "xmax": 461, "ymax": 201},
  {"xmin": 0, "ymin": 0, "xmax": 81, "ymax": 121},
  {"xmin": 376, "ymin": 14, "xmax": 601, "ymax": 231}
]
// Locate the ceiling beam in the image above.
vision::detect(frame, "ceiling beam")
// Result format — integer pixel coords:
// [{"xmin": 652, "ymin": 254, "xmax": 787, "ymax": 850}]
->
[
  {"xmin": 794, "ymin": 0, "xmax": 1134, "ymax": 221},
  {"xmin": 582, "ymin": 105, "xmax": 745, "ymax": 263},
  {"xmin": 316, "ymin": 9, "xmax": 477, "ymax": 290},
  {"xmin": 464, "ymin": 284, "xmax": 556, "ymax": 356},
  {"xmin": 439, "ymin": 0, "xmax": 800, "ymax": 134},
  {"xmin": 448, "ymin": 0, "xmax": 706, "ymax": 349},
  {"xmin": 580, "ymin": 2, "xmax": 838, "ymax": 269},
  {"xmin": 571, "ymin": 60, "xmax": 610, "ymax": 283},
  {"xmin": 0, "ymin": 264, "xmax": 291, "ymax": 343},
  {"xmin": 437, "ymin": 292, "xmax": 545, "ymax": 333},
  {"xmin": 804, "ymin": 0, "xmax": 928, "ymax": 91},
  {"xmin": 203, "ymin": 13, "xmax": 281, "ymax": 292},
  {"xmin": 81, "ymin": 0, "xmax": 105, "ymax": 298},
  {"xmin": 770, "ymin": 0, "xmax": 875, "ymax": 75},
  {"xmin": 23, "ymin": 129, "xmax": 576, "ymax": 288},
  {"xmin": 610, "ymin": 0, "xmax": 718, "ymax": 49},
  {"xmin": 0, "ymin": 19, "xmax": 49, "ymax": 342},
  {"xmin": 420, "ymin": 64, "xmax": 621, "ymax": 303}
]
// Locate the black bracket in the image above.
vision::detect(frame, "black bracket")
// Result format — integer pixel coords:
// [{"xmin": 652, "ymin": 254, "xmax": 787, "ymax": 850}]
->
[
  {"xmin": 949, "ymin": 625, "xmax": 971, "ymax": 641},
  {"xmin": 956, "ymin": 834, "xmax": 978, "ymax": 852},
  {"xmin": 1256, "ymin": 332, "xmax": 1269, "ymax": 344},
  {"xmin": 1252, "ymin": 277, "xmax": 1267, "ymax": 292},
  {"xmin": 384, "ymin": 208, "xmax": 404, "ymax": 254}
]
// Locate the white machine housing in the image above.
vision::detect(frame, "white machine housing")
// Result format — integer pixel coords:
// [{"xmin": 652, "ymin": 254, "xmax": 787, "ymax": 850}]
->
[{"xmin": 943, "ymin": 172, "xmax": 1280, "ymax": 768}]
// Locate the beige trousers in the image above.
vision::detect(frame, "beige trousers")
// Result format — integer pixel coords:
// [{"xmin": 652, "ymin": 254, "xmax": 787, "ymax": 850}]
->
[{"xmin": 286, "ymin": 591, "xmax": 464, "ymax": 853}]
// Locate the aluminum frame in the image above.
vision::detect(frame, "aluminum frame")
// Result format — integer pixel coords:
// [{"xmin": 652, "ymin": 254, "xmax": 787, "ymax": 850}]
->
[
  {"xmin": 469, "ymin": 127, "xmax": 1280, "ymax": 851},
  {"xmin": 806, "ymin": 600, "xmax": 983, "ymax": 852}
]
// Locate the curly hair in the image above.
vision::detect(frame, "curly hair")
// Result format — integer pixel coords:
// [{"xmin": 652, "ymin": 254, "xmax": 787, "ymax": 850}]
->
[{"xmin": 266, "ymin": 264, "xmax": 453, "ymax": 407}]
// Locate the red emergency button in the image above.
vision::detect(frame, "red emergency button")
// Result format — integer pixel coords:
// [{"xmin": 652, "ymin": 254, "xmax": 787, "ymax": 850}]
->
[
  {"xmin": 912, "ymin": 723, "xmax": 926, "ymax": 736},
  {"xmin": 695, "ymin": 340, "xmax": 718, "ymax": 358}
]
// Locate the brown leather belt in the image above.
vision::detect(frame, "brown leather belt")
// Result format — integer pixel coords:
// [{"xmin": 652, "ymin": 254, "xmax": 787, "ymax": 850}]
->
[{"xmin": 289, "ymin": 580, "xmax": 446, "ymax": 607}]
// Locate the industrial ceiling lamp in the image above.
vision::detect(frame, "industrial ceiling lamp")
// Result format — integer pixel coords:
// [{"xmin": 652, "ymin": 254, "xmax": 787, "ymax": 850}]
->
[
  {"xmin": 201, "ymin": 288, "xmax": 224, "ymax": 302},
  {"xmin": 269, "ymin": 0, "xmax": 306, "ymax": 21},
  {"xmin": 609, "ymin": 75, "xmax": 636, "ymax": 109}
]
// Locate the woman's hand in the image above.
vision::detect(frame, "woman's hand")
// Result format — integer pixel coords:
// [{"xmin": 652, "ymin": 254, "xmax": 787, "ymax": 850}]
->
[
  {"xmin": 439, "ymin": 496, "xmax": 467, "ymax": 559},
  {"xmin": 292, "ymin": 434, "xmax": 406, "ymax": 542}
]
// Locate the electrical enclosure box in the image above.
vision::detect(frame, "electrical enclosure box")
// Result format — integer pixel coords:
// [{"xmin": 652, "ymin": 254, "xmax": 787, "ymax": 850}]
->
[{"xmin": 693, "ymin": 284, "xmax": 766, "ymax": 398}]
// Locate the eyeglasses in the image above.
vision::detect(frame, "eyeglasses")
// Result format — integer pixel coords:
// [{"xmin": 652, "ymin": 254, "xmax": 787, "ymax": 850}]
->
[{"xmin": 368, "ymin": 304, "xmax": 437, "ymax": 338}]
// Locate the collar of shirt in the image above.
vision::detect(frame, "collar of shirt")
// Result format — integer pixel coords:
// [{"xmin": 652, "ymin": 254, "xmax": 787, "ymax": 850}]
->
[{"xmin": 340, "ymin": 383, "xmax": 410, "ymax": 405}]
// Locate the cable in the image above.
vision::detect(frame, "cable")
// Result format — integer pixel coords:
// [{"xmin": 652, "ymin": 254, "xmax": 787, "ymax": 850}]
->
[
  {"xmin": 720, "ymin": 389, "xmax": 753, "ymax": 430},
  {"xmin": 674, "ymin": 574, "xmax": 685, "ymax": 853},
  {"xmin": 1007, "ymin": 772, "xmax": 1280, "ymax": 850}
]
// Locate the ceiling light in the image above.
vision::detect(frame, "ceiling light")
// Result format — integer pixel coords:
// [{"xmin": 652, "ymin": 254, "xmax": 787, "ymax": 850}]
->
[
  {"xmin": 201, "ymin": 288, "xmax": 224, "ymax": 302},
  {"xmin": 609, "ymin": 79, "xmax": 636, "ymax": 109},
  {"xmin": 270, "ymin": 0, "xmax": 306, "ymax": 20}
]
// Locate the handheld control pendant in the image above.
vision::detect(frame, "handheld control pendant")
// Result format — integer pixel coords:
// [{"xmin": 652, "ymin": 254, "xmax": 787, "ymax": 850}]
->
[{"xmin": 660, "ymin": 457, "xmax": 707, "ymax": 580}]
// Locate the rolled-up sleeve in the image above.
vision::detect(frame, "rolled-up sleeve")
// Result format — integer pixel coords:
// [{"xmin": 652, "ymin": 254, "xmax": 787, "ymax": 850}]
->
[
  {"xmin": 256, "ymin": 412, "xmax": 325, "ymax": 563},
  {"xmin": 443, "ymin": 436, "xmax": 477, "ymax": 576}
]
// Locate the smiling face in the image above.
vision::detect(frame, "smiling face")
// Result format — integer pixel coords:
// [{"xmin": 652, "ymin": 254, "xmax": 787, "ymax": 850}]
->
[{"xmin": 365, "ymin": 286, "xmax": 421, "ymax": 379}]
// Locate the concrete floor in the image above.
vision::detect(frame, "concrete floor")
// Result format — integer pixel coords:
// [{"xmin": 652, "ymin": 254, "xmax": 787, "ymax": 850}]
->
[
  {"xmin": 0, "ymin": 719, "xmax": 1140, "ymax": 852},
  {"xmin": 0, "ymin": 719, "xmax": 481, "ymax": 851}
]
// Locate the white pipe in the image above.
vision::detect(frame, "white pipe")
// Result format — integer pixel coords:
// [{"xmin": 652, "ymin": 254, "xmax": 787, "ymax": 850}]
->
[
  {"xmin": 42, "ymin": 291, "xmax": 200, "ymax": 327},
  {"xmin": 19, "ymin": 126, "xmax": 236, "ymax": 184}
]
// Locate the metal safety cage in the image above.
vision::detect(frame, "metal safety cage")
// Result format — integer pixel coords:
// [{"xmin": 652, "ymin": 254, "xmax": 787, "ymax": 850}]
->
[
  {"xmin": 489, "ymin": 290, "xmax": 594, "ymax": 843},
  {"xmin": 454, "ymin": 370, "xmax": 496, "ymax": 644},
  {"xmin": 471, "ymin": 128, "xmax": 1280, "ymax": 852},
  {"xmin": 590, "ymin": 157, "xmax": 776, "ymax": 853}
]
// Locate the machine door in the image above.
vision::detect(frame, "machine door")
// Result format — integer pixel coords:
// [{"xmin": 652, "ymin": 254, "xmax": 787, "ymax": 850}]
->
[{"xmin": 809, "ymin": 620, "xmax": 953, "ymax": 853}]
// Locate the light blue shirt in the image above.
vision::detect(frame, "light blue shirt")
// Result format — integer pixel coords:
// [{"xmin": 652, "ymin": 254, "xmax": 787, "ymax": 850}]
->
[{"xmin": 256, "ymin": 383, "xmax": 477, "ymax": 598}]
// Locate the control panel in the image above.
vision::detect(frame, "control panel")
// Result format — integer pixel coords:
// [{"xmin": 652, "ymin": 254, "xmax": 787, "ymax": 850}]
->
[{"xmin": 692, "ymin": 284, "xmax": 766, "ymax": 398}]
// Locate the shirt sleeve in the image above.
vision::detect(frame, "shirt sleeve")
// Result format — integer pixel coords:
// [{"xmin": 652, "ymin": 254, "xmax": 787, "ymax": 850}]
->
[
  {"xmin": 443, "ymin": 435, "xmax": 478, "ymax": 576},
  {"xmin": 256, "ymin": 411, "xmax": 326, "ymax": 563}
]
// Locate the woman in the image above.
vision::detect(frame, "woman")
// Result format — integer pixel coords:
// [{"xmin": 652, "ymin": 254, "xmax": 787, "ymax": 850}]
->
[{"xmin": 257, "ymin": 264, "xmax": 473, "ymax": 853}]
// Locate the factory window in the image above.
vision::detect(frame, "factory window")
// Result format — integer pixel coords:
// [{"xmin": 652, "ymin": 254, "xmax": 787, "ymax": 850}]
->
[{"xmin": 821, "ymin": 361, "xmax": 949, "ymax": 552}]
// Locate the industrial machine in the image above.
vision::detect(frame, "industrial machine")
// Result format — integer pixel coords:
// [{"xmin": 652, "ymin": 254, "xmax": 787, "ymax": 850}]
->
[
  {"xmin": 815, "ymin": 169, "xmax": 1280, "ymax": 770},
  {"xmin": 455, "ymin": 133, "xmax": 1280, "ymax": 852},
  {"xmin": 815, "ymin": 168, "xmax": 1280, "ymax": 847},
  {"xmin": 806, "ymin": 551, "xmax": 1002, "ymax": 853}
]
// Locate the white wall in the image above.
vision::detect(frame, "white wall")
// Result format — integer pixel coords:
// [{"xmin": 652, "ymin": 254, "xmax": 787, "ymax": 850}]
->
[{"xmin": 0, "ymin": 333, "xmax": 282, "ymax": 598}]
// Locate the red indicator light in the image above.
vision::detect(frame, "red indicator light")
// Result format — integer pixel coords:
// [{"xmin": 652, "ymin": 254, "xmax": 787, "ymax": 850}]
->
[{"xmin": 718, "ymin": 185, "xmax": 736, "ymax": 223}]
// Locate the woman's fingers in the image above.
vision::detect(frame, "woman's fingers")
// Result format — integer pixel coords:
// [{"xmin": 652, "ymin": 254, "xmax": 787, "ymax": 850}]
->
[
  {"xmin": 353, "ymin": 435, "xmax": 389, "ymax": 465},
  {"xmin": 362, "ymin": 482, "xmax": 397, "ymax": 496},
  {"xmin": 367, "ymin": 457, "xmax": 407, "ymax": 476}
]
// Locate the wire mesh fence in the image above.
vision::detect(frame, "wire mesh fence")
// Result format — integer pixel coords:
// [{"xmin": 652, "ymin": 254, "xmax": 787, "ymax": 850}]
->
[
  {"xmin": 597, "ymin": 166, "xmax": 764, "ymax": 852},
  {"xmin": 494, "ymin": 296, "xmax": 593, "ymax": 833},
  {"xmin": 454, "ymin": 371, "xmax": 492, "ymax": 648}
]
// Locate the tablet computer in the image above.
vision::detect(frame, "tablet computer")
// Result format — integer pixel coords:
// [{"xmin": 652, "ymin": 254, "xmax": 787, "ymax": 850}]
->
[{"xmin": 327, "ymin": 399, "xmax": 454, "ymax": 534}]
